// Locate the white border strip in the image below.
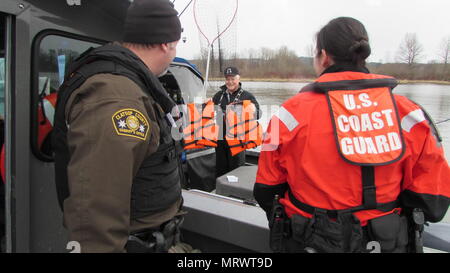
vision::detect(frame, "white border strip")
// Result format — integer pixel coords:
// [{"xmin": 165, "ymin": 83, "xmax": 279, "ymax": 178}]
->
[
  {"xmin": 401, "ymin": 109, "xmax": 425, "ymax": 133},
  {"xmin": 275, "ymin": 106, "xmax": 299, "ymax": 132}
]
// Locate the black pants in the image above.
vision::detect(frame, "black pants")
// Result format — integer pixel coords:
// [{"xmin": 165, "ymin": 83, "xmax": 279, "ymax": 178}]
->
[{"xmin": 215, "ymin": 140, "xmax": 245, "ymax": 178}]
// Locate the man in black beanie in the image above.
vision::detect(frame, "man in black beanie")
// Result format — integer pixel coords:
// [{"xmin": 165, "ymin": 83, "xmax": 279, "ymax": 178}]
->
[{"xmin": 53, "ymin": 0, "xmax": 187, "ymax": 253}]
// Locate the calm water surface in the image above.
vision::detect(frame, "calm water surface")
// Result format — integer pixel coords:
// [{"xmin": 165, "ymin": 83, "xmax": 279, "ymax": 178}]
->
[{"xmin": 208, "ymin": 81, "xmax": 450, "ymax": 222}]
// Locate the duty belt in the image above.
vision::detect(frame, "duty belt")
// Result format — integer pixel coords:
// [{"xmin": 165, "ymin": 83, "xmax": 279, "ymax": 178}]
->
[
  {"xmin": 287, "ymin": 189, "xmax": 399, "ymax": 219},
  {"xmin": 126, "ymin": 215, "xmax": 184, "ymax": 253}
]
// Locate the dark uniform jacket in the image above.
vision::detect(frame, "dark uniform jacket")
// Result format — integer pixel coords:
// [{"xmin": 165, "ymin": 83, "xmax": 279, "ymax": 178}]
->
[
  {"xmin": 212, "ymin": 84, "xmax": 261, "ymax": 119},
  {"xmin": 53, "ymin": 43, "xmax": 183, "ymax": 252},
  {"xmin": 212, "ymin": 83, "xmax": 261, "ymax": 138}
]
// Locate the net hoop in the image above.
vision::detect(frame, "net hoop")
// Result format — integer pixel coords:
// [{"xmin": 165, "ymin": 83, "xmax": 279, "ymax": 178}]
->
[{"xmin": 193, "ymin": 0, "xmax": 239, "ymax": 46}]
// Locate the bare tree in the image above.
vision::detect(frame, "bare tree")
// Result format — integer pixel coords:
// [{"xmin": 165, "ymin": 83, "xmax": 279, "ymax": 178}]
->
[
  {"xmin": 396, "ymin": 33, "xmax": 423, "ymax": 65},
  {"xmin": 437, "ymin": 36, "xmax": 450, "ymax": 65},
  {"xmin": 304, "ymin": 43, "xmax": 315, "ymax": 58},
  {"xmin": 259, "ymin": 47, "xmax": 274, "ymax": 61}
]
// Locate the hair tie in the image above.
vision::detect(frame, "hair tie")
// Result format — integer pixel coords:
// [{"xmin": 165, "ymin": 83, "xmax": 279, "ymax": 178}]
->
[{"xmin": 349, "ymin": 40, "xmax": 362, "ymax": 53}]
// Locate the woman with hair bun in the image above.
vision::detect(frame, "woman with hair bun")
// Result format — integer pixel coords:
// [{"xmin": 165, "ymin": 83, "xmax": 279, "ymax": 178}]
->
[{"xmin": 254, "ymin": 17, "xmax": 450, "ymax": 253}]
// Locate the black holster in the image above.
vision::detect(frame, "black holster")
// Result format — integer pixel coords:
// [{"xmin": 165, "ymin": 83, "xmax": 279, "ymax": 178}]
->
[
  {"xmin": 125, "ymin": 215, "xmax": 184, "ymax": 253},
  {"xmin": 406, "ymin": 208, "xmax": 425, "ymax": 253},
  {"xmin": 291, "ymin": 210, "xmax": 363, "ymax": 253},
  {"xmin": 367, "ymin": 212, "xmax": 409, "ymax": 253},
  {"xmin": 268, "ymin": 195, "xmax": 290, "ymax": 252},
  {"xmin": 269, "ymin": 198, "xmax": 365, "ymax": 253}
]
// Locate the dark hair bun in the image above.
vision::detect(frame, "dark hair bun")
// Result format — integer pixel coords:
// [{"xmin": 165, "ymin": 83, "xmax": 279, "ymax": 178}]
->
[
  {"xmin": 316, "ymin": 17, "xmax": 371, "ymax": 67},
  {"xmin": 349, "ymin": 39, "xmax": 371, "ymax": 60}
]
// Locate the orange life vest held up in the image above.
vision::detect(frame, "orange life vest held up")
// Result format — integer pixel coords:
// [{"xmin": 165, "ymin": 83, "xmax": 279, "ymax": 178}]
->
[
  {"xmin": 225, "ymin": 100, "xmax": 263, "ymax": 156},
  {"xmin": 183, "ymin": 100, "xmax": 218, "ymax": 150}
]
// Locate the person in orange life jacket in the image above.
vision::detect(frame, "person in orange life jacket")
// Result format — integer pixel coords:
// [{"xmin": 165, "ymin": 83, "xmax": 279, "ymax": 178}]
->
[
  {"xmin": 253, "ymin": 17, "xmax": 450, "ymax": 253},
  {"xmin": 212, "ymin": 67, "xmax": 261, "ymax": 178}
]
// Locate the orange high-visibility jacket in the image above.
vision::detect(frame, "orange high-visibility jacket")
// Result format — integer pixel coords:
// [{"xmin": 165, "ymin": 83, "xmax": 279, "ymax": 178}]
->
[
  {"xmin": 254, "ymin": 71, "xmax": 450, "ymax": 225},
  {"xmin": 225, "ymin": 100, "xmax": 263, "ymax": 156}
]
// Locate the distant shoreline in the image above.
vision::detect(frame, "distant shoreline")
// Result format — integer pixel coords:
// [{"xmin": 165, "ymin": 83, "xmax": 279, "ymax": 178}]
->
[
  {"xmin": 396, "ymin": 80, "xmax": 450, "ymax": 85},
  {"xmin": 209, "ymin": 77, "xmax": 450, "ymax": 85}
]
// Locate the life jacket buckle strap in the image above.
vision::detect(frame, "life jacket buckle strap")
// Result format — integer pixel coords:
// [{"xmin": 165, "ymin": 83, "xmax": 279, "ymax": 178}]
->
[
  {"xmin": 363, "ymin": 185, "xmax": 377, "ymax": 199},
  {"xmin": 313, "ymin": 208, "xmax": 328, "ymax": 216}
]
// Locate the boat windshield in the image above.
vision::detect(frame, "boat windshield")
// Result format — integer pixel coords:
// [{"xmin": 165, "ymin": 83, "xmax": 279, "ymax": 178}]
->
[{"xmin": 169, "ymin": 64, "xmax": 204, "ymax": 104}]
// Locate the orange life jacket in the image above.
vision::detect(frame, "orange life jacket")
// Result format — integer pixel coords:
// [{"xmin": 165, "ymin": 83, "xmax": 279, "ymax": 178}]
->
[
  {"xmin": 183, "ymin": 100, "xmax": 218, "ymax": 150},
  {"xmin": 198, "ymin": 100, "xmax": 218, "ymax": 147},
  {"xmin": 225, "ymin": 100, "xmax": 263, "ymax": 156},
  {"xmin": 257, "ymin": 71, "xmax": 408, "ymax": 224},
  {"xmin": 287, "ymin": 72, "xmax": 404, "ymax": 216}
]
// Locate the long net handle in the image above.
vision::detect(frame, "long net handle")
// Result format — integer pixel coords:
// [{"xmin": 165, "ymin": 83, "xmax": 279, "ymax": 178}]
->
[{"xmin": 203, "ymin": 46, "xmax": 212, "ymax": 95}]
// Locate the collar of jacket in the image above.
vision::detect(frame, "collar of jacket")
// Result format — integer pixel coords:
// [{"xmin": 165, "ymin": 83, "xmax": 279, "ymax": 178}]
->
[
  {"xmin": 320, "ymin": 63, "xmax": 370, "ymax": 75},
  {"xmin": 220, "ymin": 82, "xmax": 242, "ymax": 93},
  {"xmin": 300, "ymin": 64, "xmax": 397, "ymax": 94},
  {"xmin": 84, "ymin": 42, "xmax": 176, "ymax": 114}
]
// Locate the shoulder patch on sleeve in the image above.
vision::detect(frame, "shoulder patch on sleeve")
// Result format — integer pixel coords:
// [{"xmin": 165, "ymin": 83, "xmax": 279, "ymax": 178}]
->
[{"xmin": 112, "ymin": 108, "xmax": 149, "ymax": 140}]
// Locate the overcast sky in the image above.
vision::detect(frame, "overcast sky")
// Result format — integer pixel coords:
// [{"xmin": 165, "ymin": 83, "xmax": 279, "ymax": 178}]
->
[{"xmin": 173, "ymin": 0, "xmax": 450, "ymax": 63}]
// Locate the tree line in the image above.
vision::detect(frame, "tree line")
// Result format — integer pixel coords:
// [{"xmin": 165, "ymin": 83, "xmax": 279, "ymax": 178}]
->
[{"xmin": 191, "ymin": 33, "xmax": 450, "ymax": 82}]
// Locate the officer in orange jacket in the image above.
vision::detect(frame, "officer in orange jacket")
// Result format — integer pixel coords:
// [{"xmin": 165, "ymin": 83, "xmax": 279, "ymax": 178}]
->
[{"xmin": 253, "ymin": 17, "xmax": 450, "ymax": 253}]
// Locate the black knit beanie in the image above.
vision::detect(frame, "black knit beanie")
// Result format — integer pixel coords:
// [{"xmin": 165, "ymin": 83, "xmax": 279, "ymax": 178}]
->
[{"xmin": 123, "ymin": 0, "xmax": 182, "ymax": 44}]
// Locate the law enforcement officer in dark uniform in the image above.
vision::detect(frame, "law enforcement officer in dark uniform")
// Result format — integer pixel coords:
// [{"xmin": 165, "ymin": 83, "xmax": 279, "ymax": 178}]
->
[
  {"xmin": 212, "ymin": 67, "xmax": 261, "ymax": 177},
  {"xmin": 52, "ymin": 0, "xmax": 187, "ymax": 253}
]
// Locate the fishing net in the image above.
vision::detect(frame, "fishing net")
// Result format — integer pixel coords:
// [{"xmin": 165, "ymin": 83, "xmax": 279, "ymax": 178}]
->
[{"xmin": 193, "ymin": 0, "xmax": 239, "ymax": 97}]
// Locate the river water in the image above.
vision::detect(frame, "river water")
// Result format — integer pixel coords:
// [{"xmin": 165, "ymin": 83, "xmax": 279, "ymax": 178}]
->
[{"xmin": 208, "ymin": 81, "xmax": 450, "ymax": 223}]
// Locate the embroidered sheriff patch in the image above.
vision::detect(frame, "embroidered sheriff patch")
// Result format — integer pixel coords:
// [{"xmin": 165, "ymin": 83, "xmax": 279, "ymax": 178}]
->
[{"xmin": 112, "ymin": 108, "xmax": 149, "ymax": 140}]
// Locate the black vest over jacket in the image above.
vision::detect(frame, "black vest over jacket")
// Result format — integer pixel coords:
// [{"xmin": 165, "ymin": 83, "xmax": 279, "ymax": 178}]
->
[{"xmin": 52, "ymin": 43, "xmax": 183, "ymax": 219}]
